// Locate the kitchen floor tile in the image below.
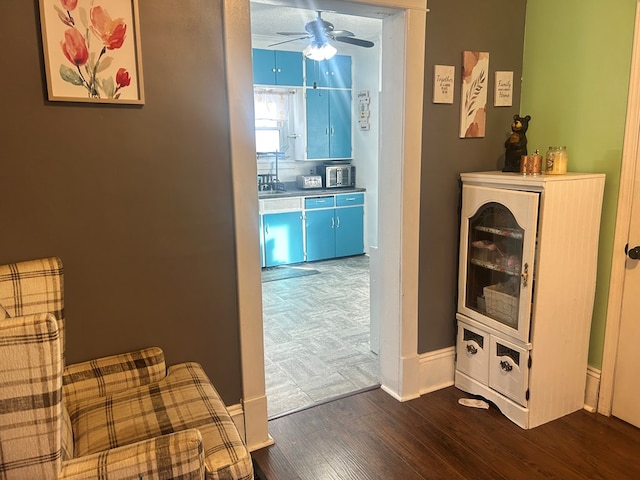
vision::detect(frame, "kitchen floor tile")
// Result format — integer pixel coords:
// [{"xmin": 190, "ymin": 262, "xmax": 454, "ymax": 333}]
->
[{"xmin": 262, "ymin": 255, "xmax": 378, "ymax": 418}]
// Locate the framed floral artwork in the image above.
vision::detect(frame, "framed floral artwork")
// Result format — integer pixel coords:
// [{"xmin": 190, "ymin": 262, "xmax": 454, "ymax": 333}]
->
[
  {"xmin": 39, "ymin": 0, "xmax": 144, "ymax": 104},
  {"xmin": 459, "ymin": 51, "xmax": 489, "ymax": 138}
]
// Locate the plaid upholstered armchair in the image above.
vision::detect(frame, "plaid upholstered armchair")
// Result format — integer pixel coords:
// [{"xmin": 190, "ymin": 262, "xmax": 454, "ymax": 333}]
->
[{"xmin": 0, "ymin": 257, "xmax": 253, "ymax": 480}]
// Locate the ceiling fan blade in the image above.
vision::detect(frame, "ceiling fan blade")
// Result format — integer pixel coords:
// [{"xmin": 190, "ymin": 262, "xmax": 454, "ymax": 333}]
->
[
  {"xmin": 330, "ymin": 30, "xmax": 355, "ymax": 37},
  {"xmin": 268, "ymin": 36, "xmax": 311, "ymax": 47},
  {"xmin": 277, "ymin": 31, "xmax": 310, "ymax": 36},
  {"xmin": 334, "ymin": 36, "xmax": 375, "ymax": 48}
]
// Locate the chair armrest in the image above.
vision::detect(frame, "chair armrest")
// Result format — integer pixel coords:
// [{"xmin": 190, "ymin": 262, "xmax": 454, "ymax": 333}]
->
[
  {"xmin": 59, "ymin": 429, "xmax": 205, "ymax": 480},
  {"xmin": 63, "ymin": 346, "xmax": 166, "ymax": 404}
]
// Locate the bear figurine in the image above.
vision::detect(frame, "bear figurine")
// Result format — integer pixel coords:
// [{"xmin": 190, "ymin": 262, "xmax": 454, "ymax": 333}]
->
[{"xmin": 503, "ymin": 114, "xmax": 531, "ymax": 172}]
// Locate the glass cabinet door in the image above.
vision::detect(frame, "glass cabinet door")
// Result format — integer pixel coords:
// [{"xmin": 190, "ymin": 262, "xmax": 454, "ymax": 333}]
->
[{"xmin": 458, "ymin": 185, "xmax": 539, "ymax": 342}]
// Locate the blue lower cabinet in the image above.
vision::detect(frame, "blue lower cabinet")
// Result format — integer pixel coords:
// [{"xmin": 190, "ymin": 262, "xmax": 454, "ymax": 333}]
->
[
  {"xmin": 306, "ymin": 209, "xmax": 336, "ymax": 261},
  {"xmin": 335, "ymin": 205, "xmax": 364, "ymax": 257},
  {"xmin": 263, "ymin": 211, "xmax": 304, "ymax": 267},
  {"xmin": 304, "ymin": 194, "xmax": 364, "ymax": 261},
  {"xmin": 259, "ymin": 215, "xmax": 265, "ymax": 268}
]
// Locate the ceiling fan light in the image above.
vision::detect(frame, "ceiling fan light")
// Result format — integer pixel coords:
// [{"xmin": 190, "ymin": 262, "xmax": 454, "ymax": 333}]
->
[{"xmin": 304, "ymin": 42, "xmax": 337, "ymax": 61}]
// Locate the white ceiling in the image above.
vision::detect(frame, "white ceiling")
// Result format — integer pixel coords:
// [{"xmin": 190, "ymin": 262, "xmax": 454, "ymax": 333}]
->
[{"xmin": 249, "ymin": 1, "xmax": 384, "ymax": 47}]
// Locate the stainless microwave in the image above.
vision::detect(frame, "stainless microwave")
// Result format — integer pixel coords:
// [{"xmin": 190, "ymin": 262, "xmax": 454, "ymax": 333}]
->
[{"xmin": 320, "ymin": 165, "xmax": 356, "ymax": 188}]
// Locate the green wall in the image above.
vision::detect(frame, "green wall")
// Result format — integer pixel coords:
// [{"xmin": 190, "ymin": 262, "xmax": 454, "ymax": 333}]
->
[{"xmin": 521, "ymin": 0, "xmax": 636, "ymax": 367}]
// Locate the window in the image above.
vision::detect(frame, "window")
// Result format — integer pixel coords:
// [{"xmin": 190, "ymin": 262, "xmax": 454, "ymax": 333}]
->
[
  {"xmin": 255, "ymin": 120, "xmax": 282, "ymax": 154},
  {"xmin": 254, "ymin": 88, "xmax": 295, "ymax": 157}
]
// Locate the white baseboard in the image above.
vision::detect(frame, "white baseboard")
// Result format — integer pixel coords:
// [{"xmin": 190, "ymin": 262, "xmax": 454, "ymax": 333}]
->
[
  {"xmin": 227, "ymin": 403, "xmax": 246, "ymax": 442},
  {"xmin": 419, "ymin": 346, "xmax": 455, "ymax": 395},
  {"xmin": 584, "ymin": 366, "xmax": 601, "ymax": 413}
]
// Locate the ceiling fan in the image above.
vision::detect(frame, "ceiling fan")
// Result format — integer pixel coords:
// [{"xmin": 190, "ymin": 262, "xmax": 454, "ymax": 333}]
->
[{"xmin": 268, "ymin": 11, "xmax": 375, "ymax": 54}]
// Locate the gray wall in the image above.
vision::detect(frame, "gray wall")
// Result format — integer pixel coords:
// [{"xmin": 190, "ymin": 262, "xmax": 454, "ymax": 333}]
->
[
  {"xmin": 0, "ymin": 0, "xmax": 243, "ymax": 404},
  {"xmin": 418, "ymin": 0, "xmax": 528, "ymax": 352},
  {"xmin": 1, "ymin": 0, "xmax": 528, "ymax": 402}
]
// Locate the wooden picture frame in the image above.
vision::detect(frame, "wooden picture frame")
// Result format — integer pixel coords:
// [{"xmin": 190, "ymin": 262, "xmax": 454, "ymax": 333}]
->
[{"xmin": 39, "ymin": 0, "xmax": 144, "ymax": 104}]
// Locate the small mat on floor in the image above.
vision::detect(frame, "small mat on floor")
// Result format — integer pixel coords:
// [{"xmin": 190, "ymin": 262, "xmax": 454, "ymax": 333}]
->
[{"xmin": 261, "ymin": 266, "xmax": 320, "ymax": 283}]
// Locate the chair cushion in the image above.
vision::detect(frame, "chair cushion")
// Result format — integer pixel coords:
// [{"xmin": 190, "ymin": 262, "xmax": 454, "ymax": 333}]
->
[
  {"xmin": 68, "ymin": 362, "xmax": 253, "ymax": 480},
  {"xmin": 0, "ymin": 314, "xmax": 63, "ymax": 479}
]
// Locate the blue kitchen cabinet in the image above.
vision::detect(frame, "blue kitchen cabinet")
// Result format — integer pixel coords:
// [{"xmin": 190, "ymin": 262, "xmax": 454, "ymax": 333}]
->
[
  {"xmin": 306, "ymin": 89, "xmax": 352, "ymax": 160},
  {"xmin": 305, "ymin": 55, "xmax": 352, "ymax": 88},
  {"xmin": 329, "ymin": 89, "xmax": 352, "ymax": 158},
  {"xmin": 335, "ymin": 204, "xmax": 364, "ymax": 257},
  {"xmin": 335, "ymin": 193, "xmax": 364, "ymax": 257},
  {"xmin": 304, "ymin": 194, "xmax": 363, "ymax": 261},
  {"xmin": 305, "ymin": 196, "xmax": 336, "ymax": 261},
  {"xmin": 252, "ymin": 49, "xmax": 303, "ymax": 86},
  {"xmin": 263, "ymin": 211, "xmax": 304, "ymax": 266},
  {"xmin": 305, "ymin": 89, "xmax": 330, "ymax": 159},
  {"xmin": 259, "ymin": 215, "xmax": 265, "ymax": 267}
]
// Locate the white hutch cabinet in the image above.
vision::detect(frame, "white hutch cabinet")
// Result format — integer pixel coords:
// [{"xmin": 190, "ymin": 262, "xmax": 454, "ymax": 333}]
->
[{"xmin": 455, "ymin": 171, "xmax": 605, "ymax": 429}]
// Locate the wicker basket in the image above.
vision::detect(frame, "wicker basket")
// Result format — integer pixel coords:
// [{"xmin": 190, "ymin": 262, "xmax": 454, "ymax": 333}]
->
[{"xmin": 483, "ymin": 284, "xmax": 518, "ymax": 327}]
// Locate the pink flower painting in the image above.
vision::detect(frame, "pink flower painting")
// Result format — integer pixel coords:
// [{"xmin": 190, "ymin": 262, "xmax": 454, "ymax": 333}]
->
[{"xmin": 41, "ymin": 0, "xmax": 142, "ymax": 102}]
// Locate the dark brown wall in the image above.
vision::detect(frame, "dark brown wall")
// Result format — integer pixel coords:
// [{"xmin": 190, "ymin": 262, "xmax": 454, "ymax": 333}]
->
[
  {"xmin": 418, "ymin": 0, "xmax": 527, "ymax": 352},
  {"xmin": 0, "ymin": 0, "xmax": 242, "ymax": 404}
]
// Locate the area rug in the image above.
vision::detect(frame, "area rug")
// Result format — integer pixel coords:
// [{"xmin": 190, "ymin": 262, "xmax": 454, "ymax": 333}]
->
[{"xmin": 261, "ymin": 266, "xmax": 320, "ymax": 283}]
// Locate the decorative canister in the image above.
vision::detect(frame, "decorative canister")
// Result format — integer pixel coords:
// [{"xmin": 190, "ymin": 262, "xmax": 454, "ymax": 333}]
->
[
  {"xmin": 520, "ymin": 150, "xmax": 542, "ymax": 175},
  {"xmin": 546, "ymin": 146, "xmax": 568, "ymax": 174}
]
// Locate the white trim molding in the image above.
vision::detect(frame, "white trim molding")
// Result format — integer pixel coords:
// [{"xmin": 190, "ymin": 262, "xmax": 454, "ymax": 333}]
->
[
  {"xmin": 223, "ymin": 0, "xmax": 271, "ymax": 450},
  {"xmin": 229, "ymin": 0, "xmax": 429, "ymax": 451},
  {"xmin": 227, "ymin": 404, "xmax": 246, "ymax": 443},
  {"xmin": 599, "ymin": 0, "xmax": 640, "ymax": 416},
  {"xmin": 584, "ymin": 366, "xmax": 601, "ymax": 413},
  {"xmin": 419, "ymin": 347, "xmax": 456, "ymax": 395}
]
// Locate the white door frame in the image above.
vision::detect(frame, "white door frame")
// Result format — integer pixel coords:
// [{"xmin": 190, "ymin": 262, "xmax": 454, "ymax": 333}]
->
[
  {"xmin": 598, "ymin": 0, "xmax": 640, "ymax": 416},
  {"xmin": 223, "ymin": 0, "xmax": 428, "ymax": 450}
]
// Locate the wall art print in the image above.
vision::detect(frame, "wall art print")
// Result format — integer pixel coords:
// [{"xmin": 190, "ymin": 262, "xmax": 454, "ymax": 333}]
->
[
  {"xmin": 433, "ymin": 65, "xmax": 455, "ymax": 104},
  {"xmin": 459, "ymin": 51, "xmax": 489, "ymax": 138},
  {"xmin": 494, "ymin": 71, "xmax": 513, "ymax": 107},
  {"xmin": 39, "ymin": 0, "xmax": 144, "ymax": 104}
]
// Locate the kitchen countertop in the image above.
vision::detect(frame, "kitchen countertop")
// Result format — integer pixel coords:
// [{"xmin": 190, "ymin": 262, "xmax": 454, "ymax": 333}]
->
[{"xmin": 258, "ymin": 184, "xmax": 366, "ymax": 200}]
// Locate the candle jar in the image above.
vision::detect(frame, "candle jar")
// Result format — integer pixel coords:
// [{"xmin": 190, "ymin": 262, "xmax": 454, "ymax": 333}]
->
[{"xmin": 546, "ymin": 146, "xmax": 568, "ymax": 174}]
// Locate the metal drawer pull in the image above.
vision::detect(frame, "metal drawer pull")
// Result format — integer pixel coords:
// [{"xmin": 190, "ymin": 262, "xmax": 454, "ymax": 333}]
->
[
  {"xmin": 500, "ymin": 360, "xmax": 513, "ymax": 372},
  {"xmin": 466, "ymin": 344, "xmax": 478, "ymax": 355}
]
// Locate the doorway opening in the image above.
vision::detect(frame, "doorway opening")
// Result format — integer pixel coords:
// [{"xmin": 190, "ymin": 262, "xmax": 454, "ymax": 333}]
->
[
  {"xmin": 227, "ymin": 0, "xmax": 427, "ymax": 450},
  {"xmin": 250, "ymin": 1, "xmax": 383, "ymax": 418}
]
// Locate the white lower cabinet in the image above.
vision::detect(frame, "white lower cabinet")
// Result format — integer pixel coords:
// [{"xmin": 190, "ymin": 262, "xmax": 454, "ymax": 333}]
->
[
  {"xmin": 488, "ymin": 335, "xmax": 529, "ymax": 407},
  {"xmin": 455, "ymin": 172, "xmax": 606, "ymax": 429},
  {"xmin": 457, "ymin": 318, "xmax": 530, "ymax": 408},
  {"xmin": 456, "ymin": 321, "xmax": 489, "ymax": 386}
]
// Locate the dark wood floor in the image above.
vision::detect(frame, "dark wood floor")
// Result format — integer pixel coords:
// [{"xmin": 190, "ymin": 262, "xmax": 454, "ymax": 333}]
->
[{"xmin": 252, "ymin": 386, "xmax": 640, "ymax": 479}]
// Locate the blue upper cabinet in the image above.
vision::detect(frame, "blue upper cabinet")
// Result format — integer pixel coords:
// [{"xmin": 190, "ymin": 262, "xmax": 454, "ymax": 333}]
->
[
  {"xmin": 305, "ymin": 55, "xmax": 352, "ymax": 89},
  {"xmin": 252, "ymin": 49, "xmax": 303, "ymax": 86},
  {"xmin": 306, "ymin": 89, "xmax": 330, "ymax": 159},
  {"xmin": 306, "ymin": 89, "xmax": 352, "ymax": 160},
  {"xmin": 328, "ymin": 90, "xmax": 352, "ymax": 158}
]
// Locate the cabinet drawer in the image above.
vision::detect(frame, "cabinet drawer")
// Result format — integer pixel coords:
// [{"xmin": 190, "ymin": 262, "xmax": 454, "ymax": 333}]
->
[
  {"xmin": 305, "ymin": 196, "xmax": 335, "ymax": 209},
  {"xmin": 336, "ymin": 192, "xmax": 364, "ymax": 206},
  {"xmin": 489, "ymin": 336, "xmax": 529, "ymax": 406},
  {"xmin": 262, "ymin": 197, "xmax": 303, "ymax": 213},
  {"xmin": 457, "ymin": 321, "xmax": 489, "ymax": 385}
]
